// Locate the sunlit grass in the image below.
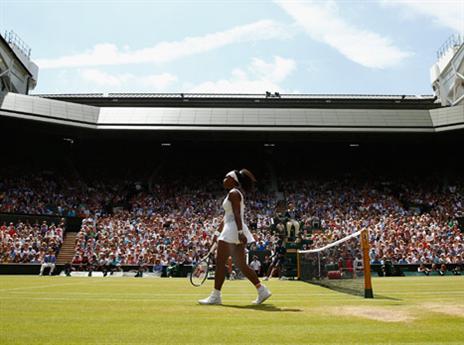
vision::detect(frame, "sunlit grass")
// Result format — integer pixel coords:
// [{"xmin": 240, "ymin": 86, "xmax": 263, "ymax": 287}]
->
[{"xmin": 0, "ymin": 276, "xmax": 463, "ymax": 345}]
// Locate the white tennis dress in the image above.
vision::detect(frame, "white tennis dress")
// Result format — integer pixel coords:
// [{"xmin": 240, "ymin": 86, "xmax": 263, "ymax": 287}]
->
[{"xmin": 218, "ymin": 188, "xmax": 255, "ymax": 244}]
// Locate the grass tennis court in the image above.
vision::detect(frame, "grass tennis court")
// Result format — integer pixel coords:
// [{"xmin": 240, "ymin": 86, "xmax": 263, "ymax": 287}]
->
[{"xmin": 1, "ymin": 276, "xmax": 463, "ymax": 345}]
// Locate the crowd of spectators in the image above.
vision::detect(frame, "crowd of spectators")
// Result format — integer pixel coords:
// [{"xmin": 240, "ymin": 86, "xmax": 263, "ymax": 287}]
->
[
  {"xmin": 69, "ymin": 178, "xmax": 272, "ymax": 272},
  {"xmin": 1, "ymin": 169, "xmax": 463, "ymax": 271},
  {"xmin": 280, "ymin": 176, "xmax": 463, "ymax": 266},
  {"xmin": 0, "ymin": 220, "xmax": 64, "ymax": 263}
]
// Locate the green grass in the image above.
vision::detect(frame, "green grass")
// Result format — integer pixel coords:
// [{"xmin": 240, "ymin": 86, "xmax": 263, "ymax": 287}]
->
[{"xmin": 0, "ymin": 276, "xmax": 463, "ymax": 345}]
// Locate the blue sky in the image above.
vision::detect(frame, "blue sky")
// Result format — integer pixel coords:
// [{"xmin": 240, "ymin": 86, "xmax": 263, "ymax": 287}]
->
[{"xmin": 1, "ymin": 0, "xmax": 463, "ymax": 95}]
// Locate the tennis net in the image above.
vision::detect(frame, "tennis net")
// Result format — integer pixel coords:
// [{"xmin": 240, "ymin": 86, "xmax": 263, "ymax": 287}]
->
[{"xmin": 297, "ymin": 230, "xmax": 373, "ymax": 298}]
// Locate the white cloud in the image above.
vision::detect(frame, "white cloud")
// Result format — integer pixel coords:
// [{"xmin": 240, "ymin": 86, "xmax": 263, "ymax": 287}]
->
[
  {"xmin": 37, "ymin": 20, "xmax": 292, "ymax": 69},
  {"xmin": 79, "ymin": 69, "xmax": 178, "ymax": 90},
  {"xmin": 249, "ymin": 56, "xmax": 296, "ymax": 82},
  {"xmin": 381, "ymin": 0, "xmax": 464, "ymax": 33},
  {"xmin": 188, "ymin": 56, "xmax": 296, "ymax": 93},
  {"xmin": 80, "ymin": 69, "xmax": 131, "ymax": 87},
  {"xmin": 274, "ymin": 0, "xmax": 413, "ymax": 69}
]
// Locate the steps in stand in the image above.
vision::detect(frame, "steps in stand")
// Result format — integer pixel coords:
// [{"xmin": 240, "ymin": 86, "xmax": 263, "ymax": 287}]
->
[{"xmin": 57, "ymin": 232, "xmax": 77, "ymax": 264}]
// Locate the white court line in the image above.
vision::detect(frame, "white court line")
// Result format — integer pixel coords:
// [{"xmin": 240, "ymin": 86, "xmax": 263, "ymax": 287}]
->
[
  {"xmin": 375, "ymin": 291, "xmax": 464, "ymax": 295},
  {"xmin": 0, "ymin": 280, "xmax": 104, "ymax": 292},
  {"xmin": 3, "ymin": 291, "xmax": 464, "ymax": 297},
  {"xmin": 0, "ymin": 296, "xmax": 345, "ymax": 303},
  {"xmin": 2, "ymin": 291, "xmax": 353, "ymax": 297},
  {"xmin": 2, "ymin": 296, "xmax": 462, "ymax": 303}
]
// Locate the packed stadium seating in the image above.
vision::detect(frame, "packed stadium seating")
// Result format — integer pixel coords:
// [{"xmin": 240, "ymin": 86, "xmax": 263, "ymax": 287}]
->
[
  {"xmin": 1, "ymin": 165, "xmax": 462, "ymax": 271},
  {"xmin": 0, "ymin": 133, "xmax": 462, "ymax": 275},
  {"xmin": 0, "ymin": 220, "xmax": 64, "ymax": 263}
]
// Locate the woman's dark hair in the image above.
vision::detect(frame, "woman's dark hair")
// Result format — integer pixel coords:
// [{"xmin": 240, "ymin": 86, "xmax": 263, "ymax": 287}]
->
[{"xmin": 237, "ymin": 169, "xmax": 256, "ymax": 192}]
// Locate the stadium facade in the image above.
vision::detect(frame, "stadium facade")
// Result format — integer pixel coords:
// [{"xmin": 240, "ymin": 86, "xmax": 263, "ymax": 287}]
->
[{"xmin": 0, "ymin": 92, "xmax": 463, "ymax": 136}]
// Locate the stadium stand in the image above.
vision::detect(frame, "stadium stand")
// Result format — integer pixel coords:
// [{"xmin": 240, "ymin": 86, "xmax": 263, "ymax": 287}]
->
[
  {"xmin": 0, "ymin": 220, "xmax": 63, "ymax": 263},
  {"xmin": 0, "ymin": 92, "xmax": 463, "ymax": 276},
  {"xmin": 1, "ymin": 151, "xmax": 462, "ymax": 276}
]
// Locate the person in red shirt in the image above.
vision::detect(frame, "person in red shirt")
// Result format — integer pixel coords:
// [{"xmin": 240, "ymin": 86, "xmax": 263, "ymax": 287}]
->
[{"xmin": 8, "ymin": 223, "xmax": 16, "ymax": 237}]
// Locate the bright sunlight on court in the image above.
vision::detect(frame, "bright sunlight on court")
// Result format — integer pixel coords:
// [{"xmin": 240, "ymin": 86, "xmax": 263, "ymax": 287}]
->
[{"xmin": 1, "ymin": 276, "xmax": 463, "ymax": 345}]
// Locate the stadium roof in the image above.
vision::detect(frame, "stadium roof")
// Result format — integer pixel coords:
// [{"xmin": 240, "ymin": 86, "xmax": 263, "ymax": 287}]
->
[
  {"xmin": 33, "ymin": 93, "xmax": 439, "ymax": 110},
  {"xmin": 1, "ymin": 92, "xmax": 463, "ymax": 135}
]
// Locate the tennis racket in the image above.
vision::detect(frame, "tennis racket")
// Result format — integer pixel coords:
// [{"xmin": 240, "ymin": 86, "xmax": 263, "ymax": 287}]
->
[{"xmin": 189, "ymin": 242, "xmax": 217, "ymax": 287}]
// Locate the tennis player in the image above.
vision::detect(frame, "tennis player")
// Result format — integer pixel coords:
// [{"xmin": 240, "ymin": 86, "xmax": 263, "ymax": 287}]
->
[{"xmin": 198, "ymin": 169, "xmax": 272, "ymax": 305}]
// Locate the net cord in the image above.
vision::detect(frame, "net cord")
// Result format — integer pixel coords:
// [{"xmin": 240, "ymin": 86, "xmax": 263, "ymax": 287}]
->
[{"xmin": 297, "ymin": 229, "xmax": 363, "ymax": 254}]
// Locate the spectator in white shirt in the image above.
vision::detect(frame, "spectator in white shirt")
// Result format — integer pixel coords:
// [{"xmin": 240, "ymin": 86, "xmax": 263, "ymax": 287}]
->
[
  {"xmin": 249, "ymin": 256, "xmax": 262, "ymax": 276},
  {"xmin": 39, "ymin": 250, "xmax": 56, "ymax": 276}
]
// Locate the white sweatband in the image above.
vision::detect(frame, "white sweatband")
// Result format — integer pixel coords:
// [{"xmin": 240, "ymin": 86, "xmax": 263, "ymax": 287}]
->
[
  {"xmin": 214, "ymin": 230, "xmax": 221, "ymax": 237},
  {"xmin": 238, "ymin": 230, "xmax": 243, "ymax": 235},
  {"xmin": 226, "ymin": 170, "xmax": 239, "ymax": 184}
]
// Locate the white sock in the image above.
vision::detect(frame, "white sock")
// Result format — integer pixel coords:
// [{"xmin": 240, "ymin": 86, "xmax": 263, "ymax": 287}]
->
[{"xmin": 212, "ymin": 289, "xmax": 221, "ymax": 296}]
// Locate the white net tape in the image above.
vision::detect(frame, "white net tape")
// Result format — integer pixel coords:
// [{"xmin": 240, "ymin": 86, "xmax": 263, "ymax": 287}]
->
[{"xmin": 298, "ymin": 230, "xmax": 363, "ymax": 254}]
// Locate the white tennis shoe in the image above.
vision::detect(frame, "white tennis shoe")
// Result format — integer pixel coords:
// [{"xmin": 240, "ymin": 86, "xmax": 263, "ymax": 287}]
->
[
  {"xmin": 198, "ymin": 290, "xmax": 222, "ymax": 305},
  {"xmin": 252, "ymin": 285, "xmax": 272, "ymax": 305}
]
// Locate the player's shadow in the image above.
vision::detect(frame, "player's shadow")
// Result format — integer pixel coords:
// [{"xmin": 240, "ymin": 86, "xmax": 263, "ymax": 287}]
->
[{"xmin": 222, "ymin": 304, "xmax": 302, "ymax": 312}]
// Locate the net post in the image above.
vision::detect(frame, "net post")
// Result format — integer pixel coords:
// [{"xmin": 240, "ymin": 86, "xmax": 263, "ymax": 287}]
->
[
  {"xmin": 297, "ymin": 249, "xmax": 301, "ymax": 280},
  {"xmin": 361, "ymin": 229, "xmax": 374, "ymax": 298}
]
